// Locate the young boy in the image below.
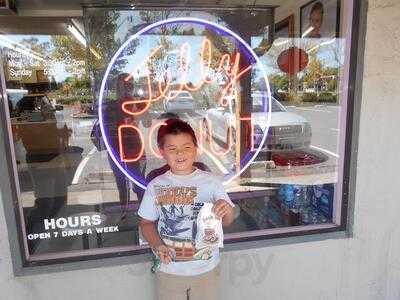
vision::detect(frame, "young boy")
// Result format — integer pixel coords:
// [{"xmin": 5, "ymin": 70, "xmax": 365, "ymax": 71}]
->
[{"xmin": 138, "ymin": 118, "xmax": 235, "ymax": 300}]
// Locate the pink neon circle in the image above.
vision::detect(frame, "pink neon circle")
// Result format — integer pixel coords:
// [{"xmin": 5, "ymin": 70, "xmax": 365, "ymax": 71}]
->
[{"xmin": 98, "ymin": 17, "xmax": 272, "ymax": 189}]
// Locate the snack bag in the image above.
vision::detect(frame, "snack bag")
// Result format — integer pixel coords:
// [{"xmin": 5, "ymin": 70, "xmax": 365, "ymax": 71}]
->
[{"xmin": 195, "ymin": 203, "xmax": 223, "ymax": 249}]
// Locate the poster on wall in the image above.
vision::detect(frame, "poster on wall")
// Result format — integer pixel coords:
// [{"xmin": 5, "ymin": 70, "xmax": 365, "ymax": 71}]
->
[{"xmin": 300, "ymin": 0, "xmax": 340, "ymax": 38}]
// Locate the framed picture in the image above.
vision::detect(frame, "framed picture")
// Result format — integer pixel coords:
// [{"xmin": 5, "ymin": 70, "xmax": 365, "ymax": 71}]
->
[
  {"xmin": 275, "ymin": 14, "xmax": 295, "ymax": 39},
  {"xmin": 300, "ymin": 0, "xmax": 340, "ymax": 38}
]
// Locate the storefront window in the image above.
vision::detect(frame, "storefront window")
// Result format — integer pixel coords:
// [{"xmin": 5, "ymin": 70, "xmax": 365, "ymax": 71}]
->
[{"xmin": 0, "ymin": 0, "xmax": 356, "ymax": 264}]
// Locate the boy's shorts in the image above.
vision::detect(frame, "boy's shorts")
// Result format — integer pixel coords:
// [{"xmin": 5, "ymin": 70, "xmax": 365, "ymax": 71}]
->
[{"xmin": 155, "ymin": 265, "xmax": 221, "ymax": 300}]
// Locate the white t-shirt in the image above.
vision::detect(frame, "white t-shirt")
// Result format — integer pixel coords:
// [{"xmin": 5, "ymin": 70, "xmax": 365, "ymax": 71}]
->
[{"xmin": 138, "ymin": 168, "xmax": 234, "ymax": 276}]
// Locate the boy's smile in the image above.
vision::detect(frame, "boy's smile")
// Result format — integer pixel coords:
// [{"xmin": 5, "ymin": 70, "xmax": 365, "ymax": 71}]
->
[{"xmin": 160, "ymin": 132, "xmax": 197, "ymax": 175}]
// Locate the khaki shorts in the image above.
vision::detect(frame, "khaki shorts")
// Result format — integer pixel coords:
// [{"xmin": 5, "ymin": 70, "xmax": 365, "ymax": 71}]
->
[{"xmin": 155, "ymin": 265, "xmax": 221, "ymax": 300}]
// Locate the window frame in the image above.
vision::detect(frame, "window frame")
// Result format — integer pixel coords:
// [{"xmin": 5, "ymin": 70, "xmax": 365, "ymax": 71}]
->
[{"xmin": 0, "ymin": 0, "xmax": 366, "ymax": 273}]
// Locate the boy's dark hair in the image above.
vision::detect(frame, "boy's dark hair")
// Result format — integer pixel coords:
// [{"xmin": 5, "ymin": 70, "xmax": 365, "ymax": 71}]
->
[{"xmin": 157, "ymin": 118, "xmax": 198, "ymax": 148}]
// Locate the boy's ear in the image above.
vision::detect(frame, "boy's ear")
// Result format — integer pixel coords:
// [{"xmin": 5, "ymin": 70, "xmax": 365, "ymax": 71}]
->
[{"xmin": 159, "ymin": 147, "xmax": 166, "ymax": 158}]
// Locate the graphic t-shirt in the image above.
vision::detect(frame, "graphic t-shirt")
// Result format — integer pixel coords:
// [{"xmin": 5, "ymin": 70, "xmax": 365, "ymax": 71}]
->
[{"xmin": 138, "ymin": 168, "xmax": 234, "ymax": 276}]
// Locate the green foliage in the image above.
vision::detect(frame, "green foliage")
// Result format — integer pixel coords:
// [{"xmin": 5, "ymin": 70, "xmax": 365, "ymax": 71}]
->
[
  {"xmin": 300, "ymin": 53, "xmax": 339, "ymax": 92},
  {"xmin": 318, "ymin": 92, "xmax": 337, "ymax": 103},
  {"xmin": 21, "ymin": 37, "xmax": 51, "ymax": 57},
  {"xmin": 302, "ymin": 55, "xmax": 323, "ymax": 88},
  {"xmin": 270, "ymin": 74, "xmax": 289, "ymax": 92},
  {"xmin": 302, "ymin": 93, "xmax": 318, "ymax": 102},
  {"xmin": 286, "ymin": 90, "xmax": 299, "ymax": 102},
  {"xmin": 72, "ymin": 77, "xmax": 91, "ymax": 89},
  {"xmin": 51, "ymin": 35, "xmax": 87, "ymax": 76},
  {"xmin": 85, "ymin": 10, "xmax": 125, "ymax": 79},
  {"xmin": 56, "ymin": 95, "xmax": 92, "ymax": 105},
  {"xmin": 301, "ymin": 92, "xmax": 337, "ymax": 103},
  {"xmin": 276, "ymin": 90, "xmax": 298, "ymax": 102},
  {"xmin": 327, "ymin": 79, "xmax": 337, "ymax": 92}
]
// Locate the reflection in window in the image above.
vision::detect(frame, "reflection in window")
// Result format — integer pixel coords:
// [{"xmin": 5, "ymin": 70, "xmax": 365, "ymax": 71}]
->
[{"xmin": 0, "ymin": 1, "xmax": 354, "ymax": 263}]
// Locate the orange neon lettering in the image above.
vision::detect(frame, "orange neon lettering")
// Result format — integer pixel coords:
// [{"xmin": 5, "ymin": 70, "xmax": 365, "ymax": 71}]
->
[
  {"xmin": 219, "ymin": 64, "xmax": 252, "ymax": 107},
  {"xmin": 121, "ymin": 74, "xmax": 171, "ymax": 115},
  {"xmin": 122, "ymin": 46, "xmax": 170, "ymax": 116},
  {"xmin": 222, "ymin": 53, "xmax": 241, "ymax": 105},
  {"xmin": 200, "ymin": 38, "xmax": 212, "ymax": 84},
  {"xmin": 122, "ymin": 38, "xmax": 252, "ymax": 116},
  {"xmin": 118, "ymin": 125, "xmax": 145, "ymax": 162},
  {"xmin": 201, "ymin": 118, "xmax": 232, "ymax": 156},
  {"xmin": 200, "ymin": 117, "xmax": 256, "ymax": 157}
]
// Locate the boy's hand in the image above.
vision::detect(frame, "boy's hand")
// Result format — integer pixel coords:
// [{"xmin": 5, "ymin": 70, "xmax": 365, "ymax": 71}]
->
[
  {"xmin": 154, "ymin": 244, "xmax": 173, "ymax": 264},
  {"xmin": 212, "ymin": 199, "xmax": 232, "ymax": 219}
]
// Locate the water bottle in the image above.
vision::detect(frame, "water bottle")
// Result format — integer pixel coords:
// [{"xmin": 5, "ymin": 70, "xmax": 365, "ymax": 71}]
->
[{"xmin": 281, "ymin": 184, "xmax": 295, "ymax": 209}]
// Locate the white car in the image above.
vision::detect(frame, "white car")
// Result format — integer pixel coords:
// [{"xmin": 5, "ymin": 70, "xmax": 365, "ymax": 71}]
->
[
  {"xmin": 203, "ymin": 92, "xmax": 312, "ymax": 153},
  {"xmin": 164, "ymin": 90, "xmax": 196, "ymax": 113}
]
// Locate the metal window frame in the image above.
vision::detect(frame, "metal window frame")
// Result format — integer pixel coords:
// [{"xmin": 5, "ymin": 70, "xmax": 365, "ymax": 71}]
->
[{"xmin": 0, "ymin": 0, "xmax": 366, "ymax": 275}]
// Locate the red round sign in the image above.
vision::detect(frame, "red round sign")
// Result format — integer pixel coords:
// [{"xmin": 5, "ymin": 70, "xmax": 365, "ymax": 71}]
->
[{"xmin": 277, "ymin": 47, "xmax": 309, "ymax": 75}]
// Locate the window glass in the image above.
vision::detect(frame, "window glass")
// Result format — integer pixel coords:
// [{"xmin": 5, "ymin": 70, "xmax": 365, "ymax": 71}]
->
[
  {"xmin": 85, "ymin": 4, "xmax": 344, "ymax": 242},
  {"xmin": 1, "ymin": 24, "xmax": 145, "ymax": 258},
  {"xmin": 0, "ymin": 0, "xmax": 355, "ymax": 263}
]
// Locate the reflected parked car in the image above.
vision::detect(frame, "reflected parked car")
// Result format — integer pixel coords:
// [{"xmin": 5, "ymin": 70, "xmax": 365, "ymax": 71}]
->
[
  {"xmin": 164, "ymin": 90, "xmax": 196, "ymax": 113},
  {"xmin": 203, "ymin": 91, "xmax": 312, "ymax": 152}
]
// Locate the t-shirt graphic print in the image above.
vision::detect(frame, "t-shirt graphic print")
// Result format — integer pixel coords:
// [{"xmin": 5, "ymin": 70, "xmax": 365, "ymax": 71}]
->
[
  {"xmin": 155, "ymin": 185, "xmax": 213, "ymax": 261},
  {"xmin": 138, "ymin": 169, "xmax": 234, "ymax": 276}
]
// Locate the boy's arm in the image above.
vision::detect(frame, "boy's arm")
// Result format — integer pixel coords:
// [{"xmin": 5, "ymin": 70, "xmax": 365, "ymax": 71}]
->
[
  {"xmin": 138, "ymin": 183, "xmax": 172, "ymax": 264},
  {"xmin": 139, "ymin": 218, "xmax": 172, "ymax": 264},
  {"xmin": 222, "ymin": 203, "xmax": 235, "ymax": 226},
  {"xmin": 139, "ymin": 218, "xmax": 164, "ymax": 248},
  {"xmin": 211, "ymin": 177, "xmax": 235, "ymax": 227},
  {"xmin": 212, "ymin": 199, "xmax": 235, "ymax": 227}
]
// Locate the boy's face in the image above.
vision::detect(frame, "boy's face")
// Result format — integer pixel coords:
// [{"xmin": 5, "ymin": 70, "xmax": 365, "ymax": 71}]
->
[{"xmin": 160, "ymin": 133, "xmax": 197, "ymax": 175}]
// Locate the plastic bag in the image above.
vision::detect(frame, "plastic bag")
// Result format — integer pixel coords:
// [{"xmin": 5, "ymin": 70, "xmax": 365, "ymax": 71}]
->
[{"xmin": 195, "ymin": 203, "xmax": 223, "ymax": 249}]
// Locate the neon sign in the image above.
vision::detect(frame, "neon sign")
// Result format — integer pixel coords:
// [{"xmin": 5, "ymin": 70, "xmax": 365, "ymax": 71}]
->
[
  {"xmin": 121, "ymin": 39, "xmax": 251, "ymax": 116},
  {"xmin": 117, "ymin": 117, "xmax": 256, "ymax": 163},
  {"xmin": 98, "ymin": 17, "xmax": 272, "ymax": 189}
]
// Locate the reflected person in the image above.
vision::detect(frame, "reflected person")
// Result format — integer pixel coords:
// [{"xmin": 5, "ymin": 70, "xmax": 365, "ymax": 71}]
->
[{"xmin": 104, "ymin": 73, "xmax": 148, "ymax": 214}]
